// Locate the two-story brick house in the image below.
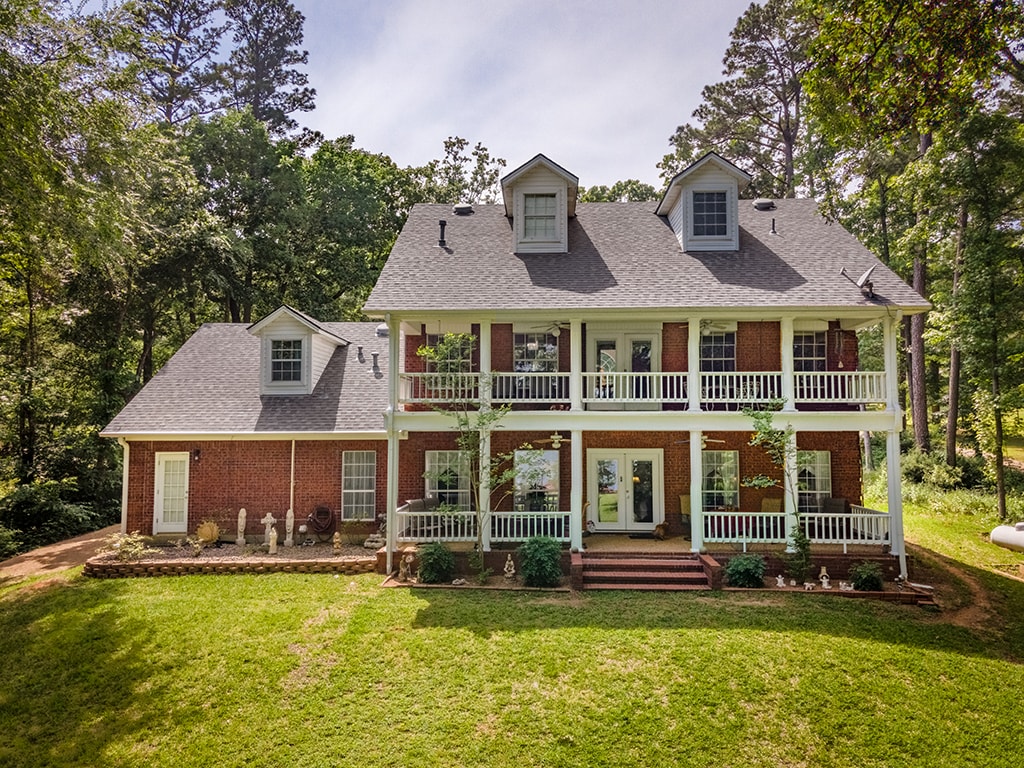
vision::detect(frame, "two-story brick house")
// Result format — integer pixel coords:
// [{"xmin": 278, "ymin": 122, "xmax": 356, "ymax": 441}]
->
[{"xmin": 103, "ymin": 152, "xmax": 928, "ymax": 586}]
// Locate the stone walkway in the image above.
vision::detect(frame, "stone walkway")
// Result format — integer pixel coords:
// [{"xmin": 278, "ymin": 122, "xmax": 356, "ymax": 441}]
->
[{"xmin": 0, "ymin": 525, "xmax": 119, "ymax": 581}]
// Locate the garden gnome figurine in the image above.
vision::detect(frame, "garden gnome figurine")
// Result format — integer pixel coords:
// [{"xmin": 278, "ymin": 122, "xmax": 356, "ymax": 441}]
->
[
  {"xmin": 332, "ymin": 531, "xmax": 342, "ymax": 554},
  {"xmin": 236, "ymin": 508, "xmax": 247, "ymax": 546},
  {"xmin": 504, "ymin": 554, "xmax": 516, "ymax": 581},
  {"xmin": 269, "ymin": 526, "xmax": 278, "ymax": 554},
  {"xmin": 776, "ymin": 574, "xmax": 786, "ymax": 588},
  {"xmin": 285, "ymin": 508, "xmax": 295, "ymax": 547},
  {"xmin": 398, "ymin": 550, "xmax": 413, "ymax": 582},
  {"xmin": 819, "ymin": 565, "xmax": 831, "ymax": 590}
]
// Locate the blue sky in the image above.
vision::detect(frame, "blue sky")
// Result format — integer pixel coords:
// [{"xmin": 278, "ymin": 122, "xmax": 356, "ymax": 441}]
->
[{"xmin": 293, "ymin": 0, "xmax": 754, "ymax": 187}]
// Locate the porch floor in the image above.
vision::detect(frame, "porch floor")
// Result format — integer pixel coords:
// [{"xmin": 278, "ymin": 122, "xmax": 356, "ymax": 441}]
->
[{"xmin": 581, "ymin": 533, "xmax": 692, "ymax": 554}]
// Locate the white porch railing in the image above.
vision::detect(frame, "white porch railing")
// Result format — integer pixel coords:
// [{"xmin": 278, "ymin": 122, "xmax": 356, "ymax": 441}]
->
[
  {"xmin": 396, "ymin": 505, "xmax": 477, "ymax": 543},
  {"xmin": 398, "ymin": 370, "xmax": 887, "ymax": 407},
  {"xmin": 702, "ymin": 507, "xmax": 891, "ymax": 552},
  {"xmin": 804, "ymin": 506, "xmax": 890, "ymax": 552},
  {"xmin": 491, "ymin": 373, "xmax": 571, "ymax": 403},
  {"xmin": 794, "ymin": 372, "xmax": 886, "ymax": 404},
  {"xmin": 700, "ymin": 372, "xmax": 784, "ymax": 407},
  {"xmin": 582, "ymin": 372, "xmax": 688, "ymax": 403},
  {"xmin": 491, "ymin": 511, "xmax": 571, "ymax": 543}
]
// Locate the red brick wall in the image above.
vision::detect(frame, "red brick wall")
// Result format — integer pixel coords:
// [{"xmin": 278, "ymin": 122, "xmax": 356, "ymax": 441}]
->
[
  {"xmin": 737, "ymin": 321, "xmax": 781, "ymax": 371},
  {"xmin": 827, "ymin": 322, "xmax": 859, "ymax": 371},
  {"xmin": 662, "ymin": 323, "xmax": 687, "ymax": 372},
  {"xmin": 126, "ymin": 439, "xmax": 387, "ymax": 538},
  {"xmin": 492, "ymin": 324, "xmax": 513, "ymax": 371}
]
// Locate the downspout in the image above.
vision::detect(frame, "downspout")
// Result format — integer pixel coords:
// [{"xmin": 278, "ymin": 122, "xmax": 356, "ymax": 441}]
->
[
  {"xmin": 289, "ymin": 439, "xmax": 296, "ymax": 524},
  {"xmin": 117, "ymin": 438, "xmax": 129, "ymax": 534}
]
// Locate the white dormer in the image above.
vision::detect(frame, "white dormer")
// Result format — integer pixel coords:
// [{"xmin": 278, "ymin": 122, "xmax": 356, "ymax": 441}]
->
[
  {"xmin": 501, "ymin": 154, "xmax": 579, "ymax": 254},
  {"xmin": 247, "ymin": 306, "xmax": 347, "ymax": 396},
  {"xmin": 655, "ymin": 152, "xmax": 751, "ymax": 252}
]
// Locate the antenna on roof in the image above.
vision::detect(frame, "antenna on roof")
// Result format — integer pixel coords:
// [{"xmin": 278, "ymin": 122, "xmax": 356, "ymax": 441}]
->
[{"xmin": 839, "ymin": 265, "xmax": 876, "ymax": 299}]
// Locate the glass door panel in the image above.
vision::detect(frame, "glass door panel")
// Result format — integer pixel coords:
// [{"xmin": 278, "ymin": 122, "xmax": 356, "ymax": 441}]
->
[{"xmin": 589, "ymin": 451, "xmax": 663, "ymax": 532}]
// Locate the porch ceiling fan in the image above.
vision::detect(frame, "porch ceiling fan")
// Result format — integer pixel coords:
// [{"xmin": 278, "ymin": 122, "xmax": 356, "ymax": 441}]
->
[
  {"xmin": 675, "ymin": 436, "xmax": 726, "ymax": 448},
  {"xmin": 537, "ymin": 432, "xmax": 571, "ymax": 449}
]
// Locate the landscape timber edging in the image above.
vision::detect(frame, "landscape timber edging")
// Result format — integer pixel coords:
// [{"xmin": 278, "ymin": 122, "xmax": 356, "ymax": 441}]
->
[{"xmin": 83, "ymin": 555, "xmax": 379, "ymax": 578}]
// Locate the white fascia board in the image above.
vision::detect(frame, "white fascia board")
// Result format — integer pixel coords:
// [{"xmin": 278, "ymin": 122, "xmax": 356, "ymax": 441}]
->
[{"xmin": 104, "ymin": 431, "xmax": 391, "ymax": 442}]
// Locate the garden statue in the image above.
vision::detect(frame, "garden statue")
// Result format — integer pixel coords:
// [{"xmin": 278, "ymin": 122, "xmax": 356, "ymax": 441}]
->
[
  {"xmin": 285, "ymin": 508, "xmax": 295, "ymax": 547},
  {"xmin": 819, "ymin": 566, "xmax": 831, "ymax": 590},
  {"xmin": 261, "ymin": 513, "xmax": 277, "ymax": 544},
  {"xmin": 803, "ymin": 582, "xmax": 815, "ymax": 591},
  {"xmin": 398, "ymin": 550, "xmax": 414, "ymax": 582},
  {"xmin": 504, "ymin": 554, "xmax": 516, "ymax": 581},
  {"xmin": 269, "ymin": 526, "xmax": 278, "ymax": 554},
  {"xmin": 332, "ymin": 531, "xmax": 342, "ymax": 554},
  {"xmin": 237, "ymin": 508, "xmax": 247, "ymax": 546},
  {"xmin": 776, "ymin": 574, "xmax": 786, "ymax": 588}
]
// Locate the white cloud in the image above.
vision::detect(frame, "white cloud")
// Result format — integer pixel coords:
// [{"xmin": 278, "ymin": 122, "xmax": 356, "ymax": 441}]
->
[{"xmin": 295, "ymin": 0, "xmax": 752, "ymax": 186}]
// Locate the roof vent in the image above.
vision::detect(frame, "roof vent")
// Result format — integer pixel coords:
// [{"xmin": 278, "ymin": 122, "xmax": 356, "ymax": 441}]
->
[
  {"xmin": 437, "ymin": 219, "xmax": 447, "ymax": 247},
  {"xmin": 752, "ymin": 198, "xmax": 776, "ymax": 211},
  {"xmin": 453, "ymin": 203, "xmax": 474, "ymax": 216}
]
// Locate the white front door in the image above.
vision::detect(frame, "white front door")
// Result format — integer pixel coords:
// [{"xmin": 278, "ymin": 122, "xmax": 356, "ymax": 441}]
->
[
  {"xmin": 154, "ymin": 452, "xmax": 189, "ymax": 534},
  {"xmin": 588, "ymin": 449, "xmax": 663, "ymax": 532}
]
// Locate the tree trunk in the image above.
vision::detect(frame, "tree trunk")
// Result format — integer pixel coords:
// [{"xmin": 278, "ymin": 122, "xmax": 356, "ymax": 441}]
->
[
  {"xmin": 17, "ymin": 271, "xmax": 37, "ymax": 484},
  {"xmin": 945, "ymin": 204, "xmax": 967, "ymax": 467},
  {"xmin": 910, "ymin": 132, "xmax": 932, "ymax": 452}
]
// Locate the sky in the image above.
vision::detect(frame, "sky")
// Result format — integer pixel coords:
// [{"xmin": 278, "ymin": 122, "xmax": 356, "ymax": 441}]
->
[{"xmin": 292, "ymin": 0, "xmax": 755, "ymax": 188}]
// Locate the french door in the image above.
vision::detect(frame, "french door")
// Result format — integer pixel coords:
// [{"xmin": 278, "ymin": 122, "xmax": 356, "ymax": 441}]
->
[
  {"xmin": 154, "ymin": 452, "xmax": 189, "ymax": 534},
  {"xmin": 588, "ymin": 450, "xmax": 663, "ymax": 532},
  {"xmin": 590, "ymin": 332, "xmax": 658, "ymax": 410}
]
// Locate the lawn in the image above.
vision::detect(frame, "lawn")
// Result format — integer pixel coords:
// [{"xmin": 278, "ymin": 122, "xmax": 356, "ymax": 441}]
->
[{"xmin": 2, "ymin": 492, "xmax": 1024, "ymax": 768}]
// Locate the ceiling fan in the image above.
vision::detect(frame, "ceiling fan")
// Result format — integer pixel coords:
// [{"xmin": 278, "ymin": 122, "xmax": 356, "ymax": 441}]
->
[
  {"xmin": 675, "ymin": 436, "xmax": 727, "ymax": 448},
  {"xmin": 537, "ymin": 432, "xmax": 571, "ymax": 449}
]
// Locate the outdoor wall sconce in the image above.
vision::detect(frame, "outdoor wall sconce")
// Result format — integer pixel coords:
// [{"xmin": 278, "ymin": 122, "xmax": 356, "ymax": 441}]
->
[{"xmin": 192, "ymin": 448, "xmax": 201, "ymax": 462}]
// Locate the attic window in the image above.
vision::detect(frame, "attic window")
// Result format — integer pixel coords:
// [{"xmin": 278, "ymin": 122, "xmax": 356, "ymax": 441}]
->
[
  {"xmin": 693, "ymin": 191, "xmax": 727, "ymax": 236},
  {"xmin": 271, "ymin": 339, "xmax": 303, "ymax": 382},
  {"xmin": 523, "ymin": 193, "xmax": 557, "ymax": 240}
]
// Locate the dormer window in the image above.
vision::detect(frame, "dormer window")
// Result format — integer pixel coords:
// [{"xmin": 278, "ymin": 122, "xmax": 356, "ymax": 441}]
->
[
  {"xmin": 271, "ymin": 339, "xmax": 303, "ymax": 382},
  {"xmin": 524, "ymin": 193, "xmax": 557, "ymax": 240},
  {"xmin": 692, "ymin": 191, "xmax": 728, "ymax": 237}
]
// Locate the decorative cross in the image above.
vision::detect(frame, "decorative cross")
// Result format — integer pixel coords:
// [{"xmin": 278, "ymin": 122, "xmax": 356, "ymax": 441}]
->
[{"xmin": 261, "ymin": 513, "xmax": 277, "ymax": 544}]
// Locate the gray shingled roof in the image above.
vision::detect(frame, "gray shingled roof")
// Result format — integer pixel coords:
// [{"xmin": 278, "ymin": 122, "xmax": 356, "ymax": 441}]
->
[
  {"xmin": 363, "ymin": 199, "xmax": 930, "ymax": 313},
  {"xmin": 102, "ymin": 322, "xmax": 390, "ymax": 436}
]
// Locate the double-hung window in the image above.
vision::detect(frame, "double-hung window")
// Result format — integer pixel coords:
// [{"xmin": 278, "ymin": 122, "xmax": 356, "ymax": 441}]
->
[
  {"xmin": 702, "ymin": 450, "xmax": 739, "ymax": 511},
  {"xmin": 797, "ymin": 451, "xmax": 832, "ymax": 514},
  {"xmin": 513, "ymin": 332, "xmax": 559, "ymax": 398},
  {"xmin": 700, "ymin": 332, "xmax": 736, "ymax": 372},
  {"xmin": 692, "ymin": 191, "xmax": 728, "ymax": 236},
  {"xmin": 425, "ymin": 450, "xmax": 471, "ymax": 510},
  {"xmin": 341, "ymin": 451, "xmax": 376, "ymax": 520},
  {"xmin": 270, "ymin": 339, "xmax": 303, "ymax": 382},
  {"xmin": 523, "ymin": 193, "xmax": 557, "ymax": 240},
  {"xmin": 794, "ymin": 332, "xmax": 826, "ymax": 372}
]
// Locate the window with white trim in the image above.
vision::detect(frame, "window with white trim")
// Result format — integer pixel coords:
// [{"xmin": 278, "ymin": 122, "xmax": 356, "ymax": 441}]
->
[
  {"xmin": 797, "ymin": 450, "xmax": 832, "ymax": 514},
  {"xmin": 700, "ymin": 331, "xmax": 736, "ymax": 372},
  {"xmin": 693, "ymin": 191, "xmax": 727, "ymax": 236},
  {"xmin": 513, "ymin": 332, "xmax": 558, "ymax": 373},
  {"xmin": 523, "ymin": 193, "xmax": 557, "ymax": 239},
  {"xmin": 341, "ymin": 451, "xmax": 376, "ymax": 520},
  {"xmin": 794, "ymin": 332, "xmax": 826, "ymax": 372},
  {"xmin": 270, "ymin": 339, "xmax": 303, "ymax": 382},
  {"xmin": 513, "ymin": 449, "xmax": 559, "ymax": 512},
  {"xmin": 702, "ymin": 450, "xmax": 739, "ymax": 510},
  {"xmin": 423, "ymin": 333, "xmax": 474, "ymax": 374},
  {"xmin": 425, "ymin": 450, "xmax": 471, "ymax": 510}
]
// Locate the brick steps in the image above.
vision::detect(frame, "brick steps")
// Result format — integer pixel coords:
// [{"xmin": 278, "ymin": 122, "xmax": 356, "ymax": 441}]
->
[{"xmin": 580, "ymin": 553, "xmax": 711, "ymax": 591}]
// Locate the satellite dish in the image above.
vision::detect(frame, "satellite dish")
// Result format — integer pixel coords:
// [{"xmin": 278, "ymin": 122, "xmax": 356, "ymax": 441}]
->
[{"xmin": 855, "ymin": 266, "xmax": 876, "ymax": 288}]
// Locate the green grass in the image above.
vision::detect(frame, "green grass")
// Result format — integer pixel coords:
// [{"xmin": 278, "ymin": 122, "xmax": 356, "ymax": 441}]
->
[{"xmin": 3, "ymin": 493, "xmax": 1024, "ymax": 767}]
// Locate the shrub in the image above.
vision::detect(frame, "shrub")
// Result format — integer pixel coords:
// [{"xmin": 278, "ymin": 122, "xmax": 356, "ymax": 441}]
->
[
  {"xmin": 0, "ymin": 523, "xmax": 20, "ymax": 559},
  {"xmin": 417, "ymin": 541, "xmax": 455, "ymax": 584},
  {"xmin": 849, "ymin": 560, "xmax": 884, "ymax": 591},
  {"xmin": 724, "ymin": 553, "xmax": 767, "ymax": 588},
  {"xmin": 518, "ymin": 536, "xmax": 563, "ymax": 588},
  {"xmin": 102, "ymin": 531, "xmax": 158, "ymax": 563},
  {"xmin": 0, "ymin": 481, "xmax": 105, "ymax": 551}
]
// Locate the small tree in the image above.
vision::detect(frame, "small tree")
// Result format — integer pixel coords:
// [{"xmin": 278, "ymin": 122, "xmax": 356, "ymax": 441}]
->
[
  {"xmin": 418, "ymin": 333, "xmax": 547, "ymax": 579},
  {"xmin": 741, "ymin": 400, "xmax": 811, "ymax": 579}
]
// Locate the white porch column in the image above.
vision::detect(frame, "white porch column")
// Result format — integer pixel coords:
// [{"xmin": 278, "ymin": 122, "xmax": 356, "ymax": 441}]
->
[
  {"xmin": 883, "ymin": 314, "xmax": 901, "ymax": 412},
  {"xmin": 780, "ymin": 316, "xmax": 795, "ymax": 411},
  {"xmin": 782, "ymin": 429, "xmax": 798, "ymax": 550},
  {"xmin": 689, "ymin": 430, "xmax": 704, "ymax": 551},
  {"xmin": 385, "ymin": 313, "xmax": 400, "ymax": 574},
  {"xmin": 687, "ymin": 318, "xmax": 702, "ymax": 411},
  {"xmin": 886, "ymin": 428, "xmax": 908, "ymax": 577},
  {"xmin": 569, "ymin": 319, "xmax": 583, "ymax": 411},
  {"xmin": 570, "ymin": 428, "xmax": 584, "ymax": 550},
  {"xmin": 117, "ymin": 438, "xmax": 130, "ymax": 534}
]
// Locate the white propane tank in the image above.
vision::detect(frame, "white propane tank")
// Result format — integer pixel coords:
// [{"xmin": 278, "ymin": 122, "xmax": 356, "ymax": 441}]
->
[{"xmin": 990, "ymin": 522, "xmax": 1024, "ymax": 553}]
